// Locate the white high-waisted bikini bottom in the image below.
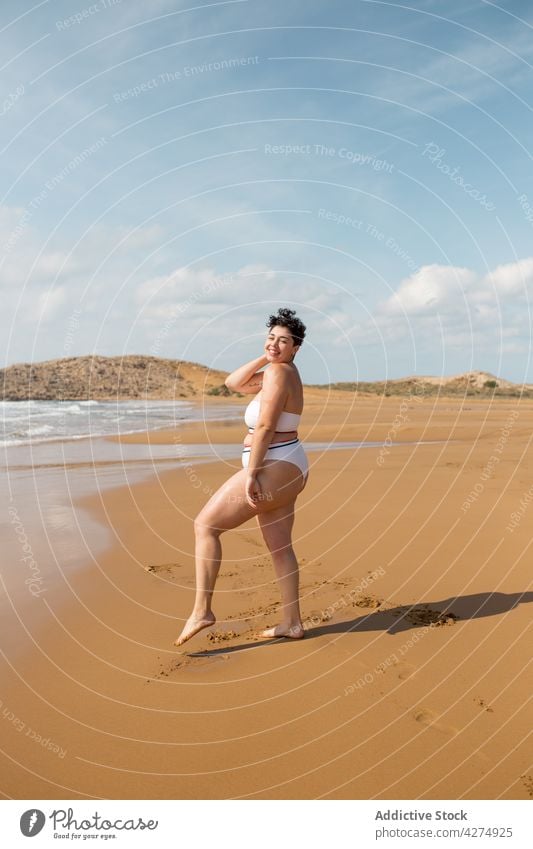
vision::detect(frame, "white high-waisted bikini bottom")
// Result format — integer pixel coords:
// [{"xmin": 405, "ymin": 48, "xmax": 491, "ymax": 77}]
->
[{"xmin": 241, "ymin": 438, "xmax": 309, "ymax": 483}]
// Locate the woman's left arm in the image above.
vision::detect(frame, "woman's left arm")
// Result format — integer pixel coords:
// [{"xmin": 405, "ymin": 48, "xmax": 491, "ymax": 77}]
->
[{"xmin": 244, "ymin": 365, "xmax": 290, "ymax": 506}]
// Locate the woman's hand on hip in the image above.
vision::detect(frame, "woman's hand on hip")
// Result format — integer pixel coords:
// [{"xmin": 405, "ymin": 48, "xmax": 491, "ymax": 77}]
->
[{"xmin": 245, "ymin": 472, "xmax": 263, "ymax": 508}]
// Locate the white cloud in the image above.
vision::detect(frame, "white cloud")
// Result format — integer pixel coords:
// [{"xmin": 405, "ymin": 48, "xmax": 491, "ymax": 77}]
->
[
  {"xmin": 26, "ymin": 286, "xmax": 67, "ymax": 322},
  {"xmin": 134, "ymin": 263, "xmax": 317, "ymax": 316},
  {"xmin": 350, "ymin": 256, "xmax": 533, "ymax": 354},
  {"xmin": 377, "ymin": 263, "xmax": 478, "ymax": 317},
  {"xmin": 1, "ymin": 249, "xmax": 76, "ymax": 289},
  {"xmin": 377, "ymin": 258, "xmax": 533, "ymax": 319},
  {"xmin": 485, "ymin": 256, "xmax": 533, "ymax": 296}
]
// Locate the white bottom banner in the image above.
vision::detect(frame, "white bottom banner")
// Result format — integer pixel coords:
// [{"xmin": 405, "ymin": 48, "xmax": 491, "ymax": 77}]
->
[{"xmin": 0, "ymin": 799, "xmax": 530, "ymax": 848}]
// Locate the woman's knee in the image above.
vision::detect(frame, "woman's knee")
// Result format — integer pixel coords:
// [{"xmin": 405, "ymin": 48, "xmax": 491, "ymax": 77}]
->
[{"xmin": 193, "ymin": 512, "xmax": 222, "ymax": 537}]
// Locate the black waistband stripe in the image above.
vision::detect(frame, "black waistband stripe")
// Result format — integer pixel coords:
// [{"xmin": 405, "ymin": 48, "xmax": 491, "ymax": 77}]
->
[{"xmin": 242, "ymin": 439, "xmax": 300, "ymax": 453}]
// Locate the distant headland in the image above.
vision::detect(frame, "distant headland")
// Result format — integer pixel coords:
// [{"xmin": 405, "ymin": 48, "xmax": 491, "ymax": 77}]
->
[{"xmin": 0, "ymin": 355, "xmax": 531, "ymax": 400}]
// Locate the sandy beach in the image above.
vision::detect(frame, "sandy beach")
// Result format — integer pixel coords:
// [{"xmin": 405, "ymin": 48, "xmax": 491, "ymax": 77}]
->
[{"xmin": 1, "ymin": 392, "xmax": 532, "ymax": 800}]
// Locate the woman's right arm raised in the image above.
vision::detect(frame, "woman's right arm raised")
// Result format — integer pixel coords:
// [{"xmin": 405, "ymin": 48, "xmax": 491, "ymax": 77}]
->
[{"xmin": 224, "ymin": 354, "xmax": 269, "ymax": 394}]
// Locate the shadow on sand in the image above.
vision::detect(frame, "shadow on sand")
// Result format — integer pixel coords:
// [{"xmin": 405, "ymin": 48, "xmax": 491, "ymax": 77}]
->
[{"xmin": 185, "ymin": 591, "xmax": 533, "ymax": 658}]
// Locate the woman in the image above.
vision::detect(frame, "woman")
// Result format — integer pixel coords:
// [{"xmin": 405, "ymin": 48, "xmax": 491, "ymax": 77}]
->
[{"xmin": 175, "ymin": 307, "xmax": 309, "ymax": 646}]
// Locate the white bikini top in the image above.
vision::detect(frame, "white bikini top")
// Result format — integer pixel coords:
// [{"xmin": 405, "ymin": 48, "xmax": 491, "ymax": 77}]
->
[{"xmin": 244, "ymin": 396, "xmax": 301, "ymax": 432}]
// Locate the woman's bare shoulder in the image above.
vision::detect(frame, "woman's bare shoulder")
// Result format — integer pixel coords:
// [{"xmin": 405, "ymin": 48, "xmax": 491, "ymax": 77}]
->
[
  {"xmin": 262, "ymin": 364, "xmax": 302, "ymax": 407},
  {"xmin": 264, "ymin": 362, "xmax": 296, "ymax": 382}
]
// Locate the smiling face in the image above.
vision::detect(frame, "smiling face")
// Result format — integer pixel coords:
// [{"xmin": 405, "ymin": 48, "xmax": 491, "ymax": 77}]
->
[{"xmin": 264, "ymin": 324, "xmax": 300, "ymax": 364}]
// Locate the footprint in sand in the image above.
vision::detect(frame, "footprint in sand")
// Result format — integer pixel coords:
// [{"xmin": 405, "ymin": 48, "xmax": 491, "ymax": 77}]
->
[
  {"xmin": 394, "ymin": 661, "xmax": 416, "ymax": 680},
  {"xmin": 144, "ymin": 562, "xmax": 189, "ymax": 579},
  {"xmin": 352, "ymin": 594, "xmax": 383, "ymax": 609},
  {"xmin": 229, "ymin": 601, "xmax": 280, "ymax": 620},
  {"xmin": 241, "ymin": 534, "xmax": 263, "ymax": 548},
  {"xmin": 474, "ymin": 697, "xmax": 494, "ymax": 713},
  {"xmin": 206, "ymin": 629, "xmax": 242, "ymax": 643},
  {"xmin": 305, "ymin": 608, "xmax": 333, "ymax": 623},
  {"xmin": 413, "ymin": 708, "xmax": 457, "ymax": 735},
  {"xmin": 155, "ymin": 653, "xmax": 231, "ymax": 677},
  {"xmin": 390, "ymin": 605, "xmax": 459, "ymax": 627},
  {"xmin": 520, "ymin": 774, "xmax": 533, "ymax": 797}
]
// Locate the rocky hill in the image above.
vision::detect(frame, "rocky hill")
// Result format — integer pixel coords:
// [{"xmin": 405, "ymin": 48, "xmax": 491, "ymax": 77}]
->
[
  {"xmin": 316, "ymin": 370, "xmax": 533, "ymax": 398},
  {"xmin": 0, "ymin": 355, "xmax": 232, "ymax": 401},
  {"xmin": 1, "ymin": 358, "xmax": 531, "ymax": 401}
]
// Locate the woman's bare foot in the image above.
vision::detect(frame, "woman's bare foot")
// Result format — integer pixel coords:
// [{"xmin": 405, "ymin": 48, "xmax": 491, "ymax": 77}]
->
[
  {"xmin": 258, "ymin": 622, "xmax": 305, "ymax": 640},
  {"xmin": 174, "ymin": 612, "xmax": 216, "ymax": 647}
]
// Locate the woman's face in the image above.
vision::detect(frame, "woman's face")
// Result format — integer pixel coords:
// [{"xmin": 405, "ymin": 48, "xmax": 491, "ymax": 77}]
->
[{"xmin": 264, "ymin": 325, "xmax": 299, "ymax": 364}]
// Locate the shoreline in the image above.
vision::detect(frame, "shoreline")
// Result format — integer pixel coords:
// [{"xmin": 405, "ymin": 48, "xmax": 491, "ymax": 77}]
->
[{"xmin": 1, "ymin": 396, "xmax": 532, "ymax": 798}]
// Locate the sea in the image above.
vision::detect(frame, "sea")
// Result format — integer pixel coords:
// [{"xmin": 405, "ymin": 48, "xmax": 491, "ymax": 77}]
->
[{"xmin": 0, "ymin": 398, "xmax": 242, "ymax": 447}]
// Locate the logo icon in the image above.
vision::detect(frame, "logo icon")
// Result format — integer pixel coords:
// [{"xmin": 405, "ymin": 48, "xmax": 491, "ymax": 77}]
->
[{"xmin": 20, "ymin": 809, "xmax": 46, "ymax": 837}]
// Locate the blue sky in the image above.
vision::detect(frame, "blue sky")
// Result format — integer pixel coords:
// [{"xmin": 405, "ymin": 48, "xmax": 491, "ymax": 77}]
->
[{"xmin": 1, "ymin": 0, "xmax": 533, "ymax": 384}]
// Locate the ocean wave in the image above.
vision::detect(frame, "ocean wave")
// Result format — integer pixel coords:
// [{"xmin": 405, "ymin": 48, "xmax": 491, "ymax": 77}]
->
[
  {"xmin": 0, "ymin": 433, "xmax": 91, "ymax": 447},
  {"xmin": 0, "ymin": 399, "xmax": 242, "ymax": 446},
  {"xmin": 6, "ymin": 424, "xmax": 56, "ymax": 439}
]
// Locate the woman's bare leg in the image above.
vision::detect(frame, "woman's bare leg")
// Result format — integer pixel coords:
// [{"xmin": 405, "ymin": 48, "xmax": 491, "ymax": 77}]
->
[
  {"xmin": 256, "ymin": 499, "xmax": 304, "ymax": 638},
  {"xmin": 175, "ymin": 469, "xmax": 261, "ymax": 647},
  {"xmin": 174, "ymin": 524, "xmax": 221, "ymax": 646}
]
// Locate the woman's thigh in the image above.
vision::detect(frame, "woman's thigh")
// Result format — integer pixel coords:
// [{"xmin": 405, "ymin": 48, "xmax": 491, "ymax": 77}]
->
[
  {"xmin": 195, "ymin": 461, "xmax": 305, "ymax": 533},
  {"xmin": 195, "ymin": 468, "xmax": 258, "ymax": 532}
]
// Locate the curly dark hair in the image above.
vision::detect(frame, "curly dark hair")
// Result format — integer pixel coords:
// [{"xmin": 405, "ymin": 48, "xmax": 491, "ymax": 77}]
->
[{"xmin": 266, "ymin": 307, "xmax": 306, "ymax": 347}]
